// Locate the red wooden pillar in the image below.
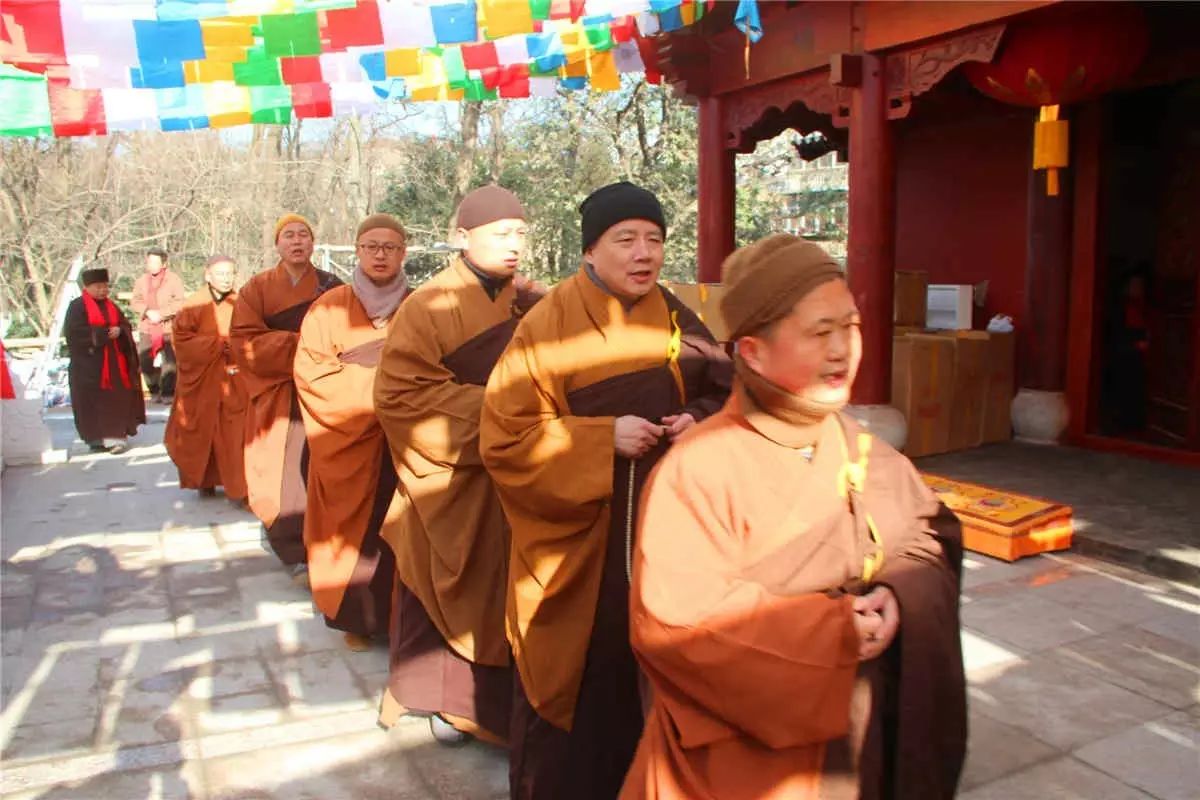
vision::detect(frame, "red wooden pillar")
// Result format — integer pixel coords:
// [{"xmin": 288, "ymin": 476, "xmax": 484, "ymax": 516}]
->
[
  {"xmin": 846, "ymin": 54, "xmax": 895, "ymax": 405},
  {"xmin": 1022, "ymin": 164, "xmax": 1073, "ymax": 392},
  {"xmin": 697, "ymin": 96, "xmax": 735, "ymax": 283}
]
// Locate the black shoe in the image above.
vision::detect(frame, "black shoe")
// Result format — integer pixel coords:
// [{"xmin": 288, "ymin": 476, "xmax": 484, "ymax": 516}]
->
[
  {"xmin": 88, "ymin": 443, "xmax": 108, "ymax": 453},
  {"xmin": 199, "ymin": 488, "xmax": 217, "ymax": 498}
]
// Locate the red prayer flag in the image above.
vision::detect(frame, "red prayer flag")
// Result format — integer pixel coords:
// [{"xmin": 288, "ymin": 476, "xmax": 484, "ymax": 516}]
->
[
  {"xmin": 48, "ymin": 81, "xmax": 107, "ymax": 137},
  {"xmin": 498, "ymin": 66, "xmax": 530, "ymax": 98},
  {"xmin": 610, "ymin": 17, "xmax": 637, "ymax": 44},
  {"xmin": 280, "ymin": 56, "xmax": 323, "ymax": 85},
  {"xmin": 0, "ymin": 342, "xmax": 16, "ymax": 400},
  {"xmin": 636, "ymin": 35, "xmax": 661, "ymax": 84},
  {"xmin": 322, "ymin": 1, "xmax": 384, "ymax": 50},
  {"xmin": 0, "ymin": 0, "xmax": 67, "ymax": 67},
  {"xmin": 291, "ymin": 82, "xmax": 333, "ymax": 118},
  {"xmin": 461, "ymin": 42, "xmax": 500, "ymax": 71}
]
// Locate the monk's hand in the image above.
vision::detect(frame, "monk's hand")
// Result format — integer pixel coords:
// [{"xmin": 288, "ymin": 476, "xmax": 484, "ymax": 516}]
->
[
  {"xmin": 107, "ymin": 326, "xmax": 121, "ymax": 340},
  {"xmin": 513, "ymin": 273, "xmax": 547, "ymax": 294},
  {"xmin": 661, "ymin": 413, "xmax": 696, "ymax": 440},
  {"xmin": 853, "ymin": 586, "xmax": 900, "ymax": 660},
  {"xmin": 615, "ymin": 415, "xmax": 664, "ymax": 459}
]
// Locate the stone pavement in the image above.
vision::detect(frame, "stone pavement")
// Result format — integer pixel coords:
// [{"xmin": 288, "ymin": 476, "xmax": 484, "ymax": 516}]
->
[{"xmin": 1, "ymin": 416, "xmax": 1197, "ymax": 799}]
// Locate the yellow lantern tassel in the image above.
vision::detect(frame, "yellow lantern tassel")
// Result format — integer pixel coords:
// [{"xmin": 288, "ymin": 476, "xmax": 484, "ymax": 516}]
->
[
  {"xmin": 1033, "ymin": 104, "xmax": 1069, "ymax": 196},
  {"xmin": 744, "ymin": 31, "xmax": 751, "ymax": 79}
]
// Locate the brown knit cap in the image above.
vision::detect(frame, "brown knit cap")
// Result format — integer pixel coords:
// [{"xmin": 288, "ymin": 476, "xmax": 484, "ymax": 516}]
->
[
  {"xmin": 720, "ymin": 233, "xmax": 844, "ymax": 340},
  {"xmin": 356, "ymin": 212, "xmax": 406, "ymax": 241},
  {"xmin": 455, "ymin": 185, "xmax": 525, "ymax": 230}
]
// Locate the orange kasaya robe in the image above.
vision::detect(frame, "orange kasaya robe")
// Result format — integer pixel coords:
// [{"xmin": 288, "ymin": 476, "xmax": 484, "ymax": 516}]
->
[
  {"xmin": 294, "ymin": 284, "xmax": 400, "ymax": 638},
  {"xmin": 372, "ymin": 258, "xmax": 538, "ymax": 740},
  {"xmin": 479, "ymin": 272, "xmax": 731, "ymax": 798},
  {"xmin": 164, "ymin": 287, "xmax": 247, "ymax": 499},
  {"xmin": 230, "ymin": 262, "xmax": 341, "ymax": 566},
  {"xmin": 621, "ymin": 389, "xmax": 967, "ymax": 800}
]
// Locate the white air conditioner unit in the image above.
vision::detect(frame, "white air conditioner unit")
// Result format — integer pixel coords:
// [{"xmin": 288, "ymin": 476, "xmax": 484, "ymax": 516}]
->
[{"xmin": 926, "ymin": 284, "xmax": 973, "ymax": 330}]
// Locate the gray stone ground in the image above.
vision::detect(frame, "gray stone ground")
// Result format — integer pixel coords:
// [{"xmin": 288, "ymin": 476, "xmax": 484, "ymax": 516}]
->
[{"xmin": 1, "ymin": 413, "xmax": 1196, "ymax": 799}]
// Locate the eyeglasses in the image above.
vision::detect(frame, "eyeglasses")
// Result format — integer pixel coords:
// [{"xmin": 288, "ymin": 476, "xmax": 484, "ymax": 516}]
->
[{"xmin": 357, "ymin": 242, "xmax": 403, "ymax": 255}]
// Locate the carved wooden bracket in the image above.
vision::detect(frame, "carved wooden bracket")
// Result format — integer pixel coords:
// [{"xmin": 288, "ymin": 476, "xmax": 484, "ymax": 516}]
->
[
  {"xmin": 884, "ymin": 23, "xmax": 1006, "ymax": 119},
  {"xmin": 723, "ymin": 71, "xmax": 852, "ymax": 151}
]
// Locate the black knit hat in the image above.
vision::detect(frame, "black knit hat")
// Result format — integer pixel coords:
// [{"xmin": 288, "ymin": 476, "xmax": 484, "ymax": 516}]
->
[
  {"xmin": 579, "ymin": 182, "xmax": 667, "ymax": 252},
  {"xmin": 81, "ymin": 268, "xmax": 110, "ymax": 286}
]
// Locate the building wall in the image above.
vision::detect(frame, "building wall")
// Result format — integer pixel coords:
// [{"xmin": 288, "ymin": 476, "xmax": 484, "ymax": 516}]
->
[{"xmin": 894, "ymin": 102, "xmax": 1032, "ymax": 328}]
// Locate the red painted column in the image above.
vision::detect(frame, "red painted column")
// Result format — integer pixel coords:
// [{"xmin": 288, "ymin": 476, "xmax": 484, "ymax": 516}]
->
[
  {"xmin": 697, "ymin": 96, "xmax": 735, "ymax": 283},
  {"xmin": 1022, "ymin": 159, "xmax": 1073, "ymax": 392},
  {"xmin": 846, "ymin": 54, "xmax": 895, "ymax": 405}
]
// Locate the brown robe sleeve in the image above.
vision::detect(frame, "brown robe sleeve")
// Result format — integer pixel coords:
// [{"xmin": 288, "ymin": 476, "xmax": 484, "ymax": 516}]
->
[
  {"xmin": 671, "ymin": 301, "xmax": 733, "ymax": 423},
  {"xmin": 230, "ymin": 276, "xmax": 299, "ymax": 399},
  {"xmin": 631, "ymin": 449, "xmax": 861, "ymax": 752},
  {"xmin": 171, "ymin": 300, "xmax": 223, "ymax": 369},
  {"xmin": 295, "ymin": 299, "xmax": 380, "ymax": 447},
  {"xmin": 869, "ymin": 457, "xmax": 967, "ymax": 800},
  {"xmin": 480, "ymin": 324, "xmax": 615, "ymax": 516},
  {"xmin": 374, "ymin": 294, "xmax": 487, "ymax": 470}
]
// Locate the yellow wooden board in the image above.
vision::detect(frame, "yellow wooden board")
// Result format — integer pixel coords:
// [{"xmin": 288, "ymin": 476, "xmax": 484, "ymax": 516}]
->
[{"xmin": 922, "ymin": 473, "xmax": 1073, "ymax": 561}]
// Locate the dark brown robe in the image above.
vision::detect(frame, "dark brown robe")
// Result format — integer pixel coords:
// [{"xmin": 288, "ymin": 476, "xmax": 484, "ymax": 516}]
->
[
  {"xmin": 63, "ymin": 296, "xmax": 146, "ymax": 444},
  {"xmin": 374, "ymin": 259, "xmax": 539, "ymax": 742},
  {"xmin": 230, "ymin": 263, "xmax": 341, "ymax": 566},
  {"xmin": 480, "ymin": 274, "xmax": 732, "ymax": 799}
]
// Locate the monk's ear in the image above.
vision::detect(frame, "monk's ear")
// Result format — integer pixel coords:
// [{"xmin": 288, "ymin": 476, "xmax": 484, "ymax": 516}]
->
[
  {"xmin": 454, "ymin": 228, "xmax": 470, "ymax": 249},
  {"xmin": 737, "ymin": 334, "xmax": 767, "ymax": 373}
]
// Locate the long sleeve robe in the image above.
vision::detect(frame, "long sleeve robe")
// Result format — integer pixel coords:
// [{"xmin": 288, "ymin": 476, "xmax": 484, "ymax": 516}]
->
[
  {"xmin": 621, "ymin": 391, "xmax": 967, "ymax": 800},
  {"xmin": 372, "ymin": 258, "xmax": 537, "ymax": 740},
  {"xmin": 62, "ymin": 296, "xmax": 145, "ymax": 443},
  {"xmin": 164, "ymin": 288, "xmax": 247, "ymax": 499},
  {"xmin": 230, "ymin": 262, "xmax": 341, "ymax": 566},
  {"xmin": 294, "ymin": 284, "xmax": 399, "ymax": 638},
  {"xmin": 480, "ymin": 272, "xmax": 732, "ymax": 799},
  {"xmin": 131, "ymin": 269, "xmax": 187, "ymax": 336}
]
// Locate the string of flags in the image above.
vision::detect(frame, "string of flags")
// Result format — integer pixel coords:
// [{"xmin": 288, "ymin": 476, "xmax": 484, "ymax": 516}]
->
[{"xmin": 0, "ymin": 0, "xmax": 728, "ymax": 137}]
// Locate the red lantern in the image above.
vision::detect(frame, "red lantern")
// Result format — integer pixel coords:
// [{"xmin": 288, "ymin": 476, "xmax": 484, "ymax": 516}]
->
[{"xmin": 963, "ymin": 4, "xmax": 1149, "ymax": 195}]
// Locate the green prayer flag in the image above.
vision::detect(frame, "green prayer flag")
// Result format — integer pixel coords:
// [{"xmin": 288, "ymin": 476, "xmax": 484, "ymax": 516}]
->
[
  {"xmin": 233, "ymin": 48, "xmax": 283, "ymax": 86},
  {"xmin": 530, "ymin": 0, "xmax": 552, "ymax": 21},
  {"xmin": 250, "ymin": 85, "xmax": 293, "ymax": 124},
  {"xmin": 464, "ymin": 78, "xmax": 497, "ymax": 101},
  {"xmin": 0, "ymin": 65, "xmax": 52, "ymax": 137},
  {"xmin": 442, "ymin": 48, "xmax": 469, "ymax": 90},
  {"xmin": 261, "ymin": 13, "xmax": 321, "ymax": 58},
  {"xmin": 585, "ymin": 23, "xmax": 614, "ymax": 52}
]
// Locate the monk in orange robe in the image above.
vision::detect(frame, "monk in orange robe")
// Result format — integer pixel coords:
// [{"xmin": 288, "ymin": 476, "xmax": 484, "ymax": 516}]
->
[
  {"xmin": 373, "ymin": 185, "xmax": 538, "ymax": 745},
  {"xmin": 230, "ymin": 214, "xmax": 341, "ymax": 581},
  {"xmin": 621, "ymin": 234, "xmax": 967, "ymax": 800},
  {"xmin": 295, "ymin": 213, "xmax": 410, "ymax": 651},
  {"xmin": 480, "ymin": 183, "xmax": 732, "ymax": 799},
  {"xmin": 164, "ymin": 256, "xmax": 247, "ymax": 503}
]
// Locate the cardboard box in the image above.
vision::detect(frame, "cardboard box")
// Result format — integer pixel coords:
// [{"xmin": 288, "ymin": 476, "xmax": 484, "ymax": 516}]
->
[
  {"xmin": 922, "ymin": 474, "xmax": 1073, "ymax": 561},
  {"xmin": 981, "ymin": 332, "xmax": 1015, "ymax": 443},
  {"xmin": 892, "ymin": 333, "xmax": 955, "ymax": 457},
  {"xmin": 926, "ymin": 284, "xmax": 974, "ymax": 330},
  {"xmin": 894, "ymin": 271, "xmax": 929, "ymax": 327},
  {"xmin": 937, "ymin": 330, "xmax": 989, "ymax": 451},
  {"xmin": 663, "ymin": 282, "xmax": 729, "ymax": 341}
]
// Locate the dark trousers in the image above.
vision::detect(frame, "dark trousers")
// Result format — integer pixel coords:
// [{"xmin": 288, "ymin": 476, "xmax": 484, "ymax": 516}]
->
[{"xmin": 138, "ymin": 336, "xmax": 176, "ymax": 397}]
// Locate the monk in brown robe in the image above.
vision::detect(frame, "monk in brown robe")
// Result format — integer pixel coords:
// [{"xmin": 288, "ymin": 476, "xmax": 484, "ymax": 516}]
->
[
  {"xmin": 164, "ymin": 256, "xmax": 247, "ymax": 503},
  {"xmin": 622, "ymin": 234, "xmax": 967, "ymax": 800},
  {"xmin": 373, "ymin": 185, "xmax": 537, "ymax": 746},
  {"xmin": 130, "ymin": 247, "xmax": 186, "ymax": 403},
  {"xmin": 63, "ymin": 268, "xmax": 146, "ymax": 454},
  {"xmin": 480, "ymin": 182, "xmax": 732, "ymax": 799},
  {"xmin": 231, "ymin": 213, "xmax": 341, "ymax": 581},
  {"xmin": 295, "ymin": 213, "xmax": 410, "ymax": 652}
]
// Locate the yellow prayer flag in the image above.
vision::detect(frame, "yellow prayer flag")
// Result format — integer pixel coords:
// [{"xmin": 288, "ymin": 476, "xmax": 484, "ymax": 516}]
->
[
  {"xmin": 385, "ymin": 48, "xmax": 422, "ymax": 77},
  {"xmin": 481, "ymin": 0, "xmax": 534, "ymax": 38},
  {"xmin": 561, "ymin": 58, "xmax": 587, "ymax": 78},
  {"xmin": 201, "ymin": 18, "xmax": 255, "ymax": 48},
  {"xmin": 588, "ymin": 49, "xmax": 620, "ymax": 91},
  {"xmin": 203, "ymin": 45, "xmax": 249, "ymax": 63},
  {"xmin": 680, "ymin": 1, "xmax": 696, "ymax": 26},
  {"xmin": 410, "ymin": 84, "xmax": 465, "ymax": 102},
  {"xmin": 204, "ymin": 84, "xmax": 253, "ymax": 128},
  {"xmin": 184, "ymin": 59, "xmax": 236, "ymax": 84}
]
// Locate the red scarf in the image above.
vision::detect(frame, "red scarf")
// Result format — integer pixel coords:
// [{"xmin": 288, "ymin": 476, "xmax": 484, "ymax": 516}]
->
[{"xmin": 82, "ymin": 293, "xmax": 132, "ymax": 390}]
